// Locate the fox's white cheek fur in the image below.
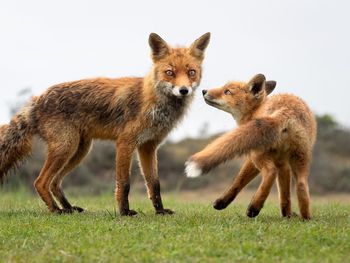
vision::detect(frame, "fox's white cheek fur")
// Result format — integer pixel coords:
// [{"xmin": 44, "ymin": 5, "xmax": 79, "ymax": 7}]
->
[
  {"xmin": 172, "ymin": 86, "xmax": 181, "ymax": 96},
  {"xmin": 185, "ymin": 161, "xmax": 202, "ymax": 178},
  {"xmin": 212, "ymin": 99, "xmax": 241, "ymax": 121}
]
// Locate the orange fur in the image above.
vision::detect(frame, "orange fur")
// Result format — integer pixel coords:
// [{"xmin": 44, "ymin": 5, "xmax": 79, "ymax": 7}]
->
[
  {"xmin": 0, "ymin": 32, "xmax": 211, "ymax": 215},
  {"xmin": 186, "ymin": 74, "xmax": 316, "ymax": 219}
]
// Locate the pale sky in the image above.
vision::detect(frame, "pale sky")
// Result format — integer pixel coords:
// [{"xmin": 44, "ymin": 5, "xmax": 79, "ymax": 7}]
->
[{"xmin": 0, "ymin": 0, "xmax": 349, "ymax": 141}]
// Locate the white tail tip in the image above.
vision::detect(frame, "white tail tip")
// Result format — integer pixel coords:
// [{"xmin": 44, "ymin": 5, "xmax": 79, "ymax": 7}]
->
[{"xmin": 185, "ymin": 161, "xmax": 202, "ymax": 178}]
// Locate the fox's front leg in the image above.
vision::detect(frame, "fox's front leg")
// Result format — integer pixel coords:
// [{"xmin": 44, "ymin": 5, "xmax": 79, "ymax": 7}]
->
[
  {"xmin": 185, "ymin": 132, "xmax": 235, "ymax": 178},
  {"xmin": 185, "ymin": 118, "xmax": 279, "ymax": 178},
  {"xmin": 213, "ymin": 159, "xmax": 259, "ymax": 210},
  {"xmin": 115, "ymin": 141, "xmax": 137, "ymax": 216},
  {"xmin": 138, "ymin": 141, "xmax": 174, "ymax": 215}
]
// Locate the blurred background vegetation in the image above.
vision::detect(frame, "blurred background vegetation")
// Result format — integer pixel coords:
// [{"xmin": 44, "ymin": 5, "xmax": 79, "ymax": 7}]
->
[{"xmin": 2, "ymin": 89, "xmax": 350, "ymax": 195}]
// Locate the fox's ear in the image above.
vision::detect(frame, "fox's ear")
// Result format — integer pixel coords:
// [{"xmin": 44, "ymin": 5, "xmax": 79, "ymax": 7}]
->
[
  {"xmin": 265, "ymin": 80, "xmax": 276, "ymax": 95},
  {"xmin": 149, "ymin": 33, "xmax": 170, "ymax": 61},
  {"xmin": 248, "ymin": 74, "xmax": 266, "ymax": 97},
  {"xmin": 190, "ymin": 32, "xmax": 211, "ymax": 59}
]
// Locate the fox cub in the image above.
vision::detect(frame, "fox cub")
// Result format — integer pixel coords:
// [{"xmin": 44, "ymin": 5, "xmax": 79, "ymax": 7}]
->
[
  {"xmin": 186, "ymin": 74, "xmax": 316, "ymax": 219},
  {"xmin": 0, "ymin": 32, "xmax": 211, "ymax": 216}
]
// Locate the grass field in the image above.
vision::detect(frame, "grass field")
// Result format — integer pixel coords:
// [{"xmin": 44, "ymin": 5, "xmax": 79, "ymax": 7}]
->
[{"xmin": 0, "ymin": 190, "xmax": 349, "ymax": 263}]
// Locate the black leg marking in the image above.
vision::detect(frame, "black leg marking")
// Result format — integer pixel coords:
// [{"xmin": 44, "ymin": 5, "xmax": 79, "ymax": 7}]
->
[
  {"xmin": 152, "ymin": 181, "xmax": 174, "ymax": 215},
  {"xmin": 246, "ymin": 205, "xmax": 261, "ymax": 218},
  {"xmin": 119, "ymin": 182, "xmax": 138, "ymax": 217}
]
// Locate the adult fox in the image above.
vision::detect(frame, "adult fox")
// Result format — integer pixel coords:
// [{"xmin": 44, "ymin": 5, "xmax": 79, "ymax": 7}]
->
[
  {"xmin": 185, "ymin": 74, "xmax": 316, "ymax": 219},
  {"xmin": 0, "ymin": 32, "xmax": 211, "ymax": 216}
]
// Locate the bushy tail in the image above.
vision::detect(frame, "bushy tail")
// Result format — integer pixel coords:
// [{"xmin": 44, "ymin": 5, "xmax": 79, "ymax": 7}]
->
[
  {"xmin": 185, "ymin": 117, "xmax": 280, "ymax": 177},
  {"xmin": 0, "ymin": 105, "xmax": 35, "ymax": 182}
]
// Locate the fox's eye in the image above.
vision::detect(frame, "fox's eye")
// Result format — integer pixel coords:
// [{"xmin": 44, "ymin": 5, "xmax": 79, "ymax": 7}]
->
[
  {"xmin": 188, "ymin": 69, "xmax": 196, "ymax": 77},
  {"xmin": 224, "ymin": 89, "xmax": 232, "ymax": 95},
  {"xmin": 165, "ymin": 70, "xmax": 174, "ymax": 77}
]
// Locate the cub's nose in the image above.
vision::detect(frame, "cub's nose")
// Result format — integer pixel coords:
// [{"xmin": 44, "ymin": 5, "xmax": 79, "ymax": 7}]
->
[
  {"xmin": 202, "ymin": 90, "xmax": 207, "ymax": 96},
  {"xmin": 179, "ymin": 87, "xmax": 189, "ymax": 95}
]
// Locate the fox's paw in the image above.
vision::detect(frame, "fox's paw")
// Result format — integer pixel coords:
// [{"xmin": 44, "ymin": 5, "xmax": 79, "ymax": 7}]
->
[
  {"xmin": 54, "ymin": 206, "xmax": 84, "ymax": 214},
  {"xmin": 120, "ymin": 209, "xmax": 138, "ymax": 217},
  {"xmin": 213, "ymin": 198, "xmax": 229, "ymax": 210},
  {"xmin": 72, "ymin": 206, "xmax": 84, "ymax": 213},
  {"xmin": 185, "ymin": 161, "xmax": 202, "ymax": 178},
  {"xmin": 246, "ymin": 205, "xmax": 261, "ymax": 218},
  {"xmin": 283, "ymin": 211, "xmax": 298, "ymax": 218},
  {"xmin": 156, "ymin": 208, "xmax": 175, "ymax": 215},
  {"xmin": 54, "ymin": 208, "xmax": 73, "ymax": 214},
  {"xmin": 301, "ymin": 213, "xmax": 312, "ymax": 221}
]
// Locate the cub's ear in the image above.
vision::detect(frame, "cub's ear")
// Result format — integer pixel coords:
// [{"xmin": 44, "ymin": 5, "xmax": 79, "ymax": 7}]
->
[
  {"xmin": 248, "ymin": 74, "xmax": 266, "ymax": 97},
  {"xmin": 265, "ymin": 80, "xmax": 276, "ymax": 95},
  {"xmin": 149, "ymin": 33, "xmax": 170, "ymax": 61},
  {"xmin": 190, "ymin": 32, "xmax": 211, "ymax": 59}
]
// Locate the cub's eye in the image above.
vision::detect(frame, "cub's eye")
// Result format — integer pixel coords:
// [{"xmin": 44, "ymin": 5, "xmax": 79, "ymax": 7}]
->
[
  {"xmin": 224, "ymin": 89, "xmax": 232, "ymax": 95},
  {"xmin": 165, "ymin": 70, "xmax": 174, "ymax": 77},
  {"xmin": 188, "ymin": 69, "xmax": 196, "ymax": 77}
]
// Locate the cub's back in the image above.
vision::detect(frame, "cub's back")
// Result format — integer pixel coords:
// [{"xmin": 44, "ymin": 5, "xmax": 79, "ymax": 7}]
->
[{"xmin": 262, "ymin": 93, "xmax": 317, "ymax": 146}]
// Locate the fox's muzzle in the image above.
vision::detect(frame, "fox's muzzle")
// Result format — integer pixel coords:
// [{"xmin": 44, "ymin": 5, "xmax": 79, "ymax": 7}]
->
[
  {"xmin": 203, "ymin": 92, "xmax": 222, "ymax": 108},
  {"xmin": 179, "ymin": 87, "xmax": 189, "ymax": 96},
  {"xmin": 172, "ymin": 86, "xmax": 193, "ymax": 97}
]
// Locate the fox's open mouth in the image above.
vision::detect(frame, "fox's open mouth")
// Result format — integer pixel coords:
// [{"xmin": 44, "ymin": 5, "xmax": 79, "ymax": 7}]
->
[{"xmin": 204, "ymin": 98, "xmax": 221, "ymax": 107}]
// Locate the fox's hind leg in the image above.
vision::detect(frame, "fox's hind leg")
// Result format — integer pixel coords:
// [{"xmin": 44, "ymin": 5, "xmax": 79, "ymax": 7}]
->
[
  {"xmin": 213, "ymin": 159, "xmax": 259, "ymax": 210},
  {"xmin": 290, "ymin": 153, "xmax": 312, "ymax": 220},
  {"xmin": 246, "ymin": 159, "xmax": 278, "ymax": 218},
  {"xmin": 138, "ymin": 140, "xmax": 173, "ymax": 215},
  {"xmin": 277, "ymin": 162, "xmax": 292, "ymax": 217},
  {"xmin": 50, "ymin": 137, "xmax": 92, "ymax": 213},
  {"xmin": 34, "ymin": 135, "xmax": 79, "ymax": 213}
]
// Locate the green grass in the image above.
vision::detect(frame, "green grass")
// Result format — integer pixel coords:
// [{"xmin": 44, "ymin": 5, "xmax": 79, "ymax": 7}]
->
[{"xmin": 0, "ymin": 191, "xmax": 349, "ymax": 263}]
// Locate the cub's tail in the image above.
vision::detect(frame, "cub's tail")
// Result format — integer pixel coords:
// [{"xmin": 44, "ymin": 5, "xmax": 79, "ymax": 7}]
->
[{"xmin": 0, "ymin": 100, "xmax": 36, "ymax": 182}]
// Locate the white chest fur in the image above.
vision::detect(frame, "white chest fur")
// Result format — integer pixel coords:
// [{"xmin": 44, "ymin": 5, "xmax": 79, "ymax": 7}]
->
[{"xmin": 137, "ymin": 96, "xmax": 190, "ymax": 145}]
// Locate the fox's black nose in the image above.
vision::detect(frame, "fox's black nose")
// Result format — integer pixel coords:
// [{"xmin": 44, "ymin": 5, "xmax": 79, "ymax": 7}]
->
[
  {"xmin": 179, "ymin": 87, "xmax": 189, "ymax": 95},
  {"xmin": 202, "ymin": 90, "xmax": 207, "ymax": 96}
]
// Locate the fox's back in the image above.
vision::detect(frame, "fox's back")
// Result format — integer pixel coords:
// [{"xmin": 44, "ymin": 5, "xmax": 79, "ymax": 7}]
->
[{"xmin": 31, "ymin": 77, "xmax": 144, "ymax": 136}]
